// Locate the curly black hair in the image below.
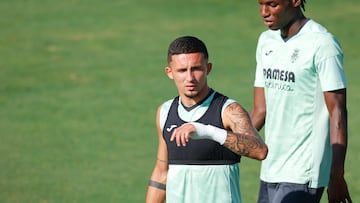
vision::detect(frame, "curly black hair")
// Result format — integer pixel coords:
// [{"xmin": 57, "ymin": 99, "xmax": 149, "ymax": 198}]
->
[{"xmin": 301, "ymin": 0, "xmax": 306, "ymax": 11}]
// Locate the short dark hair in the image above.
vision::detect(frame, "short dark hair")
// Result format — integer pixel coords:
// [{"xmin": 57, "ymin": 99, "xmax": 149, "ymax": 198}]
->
[{"xmin": 167, "ymin": 36, "xmax": 208, "ymax": 63}]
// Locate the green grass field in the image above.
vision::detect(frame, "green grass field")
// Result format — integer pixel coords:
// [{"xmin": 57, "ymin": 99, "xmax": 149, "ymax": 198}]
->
[{"xmin": 1, "ymin": 0, "xmax": 359, "ymax": 202}]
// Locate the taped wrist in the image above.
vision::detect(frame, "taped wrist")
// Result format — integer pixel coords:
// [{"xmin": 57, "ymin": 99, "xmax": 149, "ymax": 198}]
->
[{"xmin": 190, "ymin": 122, "xmax": 227, "ymax": 145}]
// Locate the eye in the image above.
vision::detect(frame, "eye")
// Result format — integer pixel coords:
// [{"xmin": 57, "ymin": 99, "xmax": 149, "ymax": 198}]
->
[
  {"xmin": 177, "ymin": 68, "xmax": 187, "ymax": 73},
  {"xmin": 192, "ymin": 66, "xmax": 204, "ymax": 71},
  {"xmin": 269, "ymin": 2, "xmax": 278, "ymax": 7}
]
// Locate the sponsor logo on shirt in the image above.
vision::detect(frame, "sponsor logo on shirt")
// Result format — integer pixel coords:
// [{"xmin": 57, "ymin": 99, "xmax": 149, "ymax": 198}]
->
[
  {"xmin": 263, "ymin": 68, "xmax": 295, "ymax": 82},
  {"xmin": 263, "ymin": 68, "xmax": 295, "ymax": 92}
]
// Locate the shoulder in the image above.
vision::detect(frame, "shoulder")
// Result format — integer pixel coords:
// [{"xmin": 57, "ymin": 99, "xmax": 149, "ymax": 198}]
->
[
  {"xmin": 222, "ymin": 100, "xmax": 252, "ymax": 131},
  {"xmin": 221, "ymin": 98, "xmax": 237, "ymax": 116},
  {"xmin": 303, "ymin": 20, "xmax": 341, "ymax": 45},
  {"xmin": 223, "ymin": 98, "xmax": 236, "ymax": 109},
  {"xmin": 160, "ymin": 98, "xmax": 174, "ymax": 114},
  {"xmin": 213, "ymin": 92, "xmax": 235, "ymax": 107},
  {"xmin": 304, "ymin": 19, "xmax": 328, "ymax": 33},
  {"xmin": 158, "ymin": 98, "xmax": 175, "ymax": 131},
  {"xmin": 223, "ymin": 100, "xmax": 247, "ymax": 113},
  {"xmin": 299, "ymin": 20, "xmax": 343, "ymax": 58}
]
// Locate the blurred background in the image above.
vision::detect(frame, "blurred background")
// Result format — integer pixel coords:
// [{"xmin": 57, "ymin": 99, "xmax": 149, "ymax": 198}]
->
[{"xmin": 1, "ymin": 0, "xmax": 359, "ymax": 202}]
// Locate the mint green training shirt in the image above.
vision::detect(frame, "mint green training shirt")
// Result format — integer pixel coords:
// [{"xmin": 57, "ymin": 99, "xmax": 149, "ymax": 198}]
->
[{"xmin": 254, "ymin": 19, "xmax": 347, "ymax": 188}]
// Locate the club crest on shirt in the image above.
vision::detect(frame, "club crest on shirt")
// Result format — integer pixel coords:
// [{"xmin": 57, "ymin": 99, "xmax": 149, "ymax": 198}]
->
[{"xmin": 291, "ymin": 48, "xmax": 300, "ymax": 63}]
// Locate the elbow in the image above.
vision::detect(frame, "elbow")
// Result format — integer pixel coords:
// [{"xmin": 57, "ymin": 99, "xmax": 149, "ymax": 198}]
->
[
  {"xmin": 257, "ymin": 144, "xmax": 268, "ymax": 161},
  {"xmin": 260, "ymin": 145, "xmax": 268, "ymax": 160},
  {"xmin": 256, "ymin": 108, "xmax": 266, "ymax": 124}
]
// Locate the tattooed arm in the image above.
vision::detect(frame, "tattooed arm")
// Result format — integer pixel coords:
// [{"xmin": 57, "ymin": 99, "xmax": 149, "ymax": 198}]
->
[
  {"xmin": 222, "ymin": 102, "xmax": 268, "ymax": 160},
  {"xmin": 170, "ymin": 102, "xmax": 268, "ymax": 160}
]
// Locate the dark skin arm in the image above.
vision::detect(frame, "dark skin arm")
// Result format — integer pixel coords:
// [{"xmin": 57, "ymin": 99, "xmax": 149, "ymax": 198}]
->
[
  {"xmin": 250, "ymin": 86, "xmax": 352, "ymax": 202},
  {"xmin": 324, "ymin": 89, "xmax": 352, "ymax": 203},
  {"xmin": 250, "ymin": 87, "xmax": 266, "ymax": 131}
]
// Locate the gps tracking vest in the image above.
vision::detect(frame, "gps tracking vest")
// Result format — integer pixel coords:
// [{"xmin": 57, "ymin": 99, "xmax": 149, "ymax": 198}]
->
[{"xmin": 163, "ymin": 92, "xmax": 240, "ymax": 165}]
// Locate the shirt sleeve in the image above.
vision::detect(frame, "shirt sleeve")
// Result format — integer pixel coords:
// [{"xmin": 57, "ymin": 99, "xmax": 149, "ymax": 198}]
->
[
  {"xmin": 221, "ymin": 99, "xmax": 236, "ymax": 117},
  {"xmin": 315, "ymin": 35, "xmax": 347, "ymax": 91},
  {"xmin": 159, "ymin": 99, "xmax": 174, "ymax": 131},
  {"xmin": 254, "ymin": 34, "xmax": 265, "ymax": 87}
]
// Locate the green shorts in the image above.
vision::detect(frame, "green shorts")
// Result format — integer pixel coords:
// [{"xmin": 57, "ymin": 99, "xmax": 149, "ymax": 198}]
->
[{"xmin": 166, "ymin": 164, "xmax": 242, "ymax": 203}]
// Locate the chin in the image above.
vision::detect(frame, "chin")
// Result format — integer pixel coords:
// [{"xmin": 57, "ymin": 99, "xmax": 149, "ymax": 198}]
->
[
  {"xmin": 269, "ymin": 25, "xmax": 280, "ymax": 30},
  {"xmin": 184, "ymin": 91, "xmax": 199, "ymax": 98}
]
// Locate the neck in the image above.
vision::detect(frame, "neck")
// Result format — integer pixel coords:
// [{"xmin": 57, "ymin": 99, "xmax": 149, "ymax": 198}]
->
[
  {"xmin": 180, "ymin": 87, "xmax": 212, "ymax": 108},
  {"xmin": 281, "ymin": 13, "xmax": 307, "ymax": 40}
]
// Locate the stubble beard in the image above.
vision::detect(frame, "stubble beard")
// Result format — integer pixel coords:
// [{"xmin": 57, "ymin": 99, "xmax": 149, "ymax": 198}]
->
[{"xmin": 184, "ymin": 90, "xmax": 199, "ymax": 99}]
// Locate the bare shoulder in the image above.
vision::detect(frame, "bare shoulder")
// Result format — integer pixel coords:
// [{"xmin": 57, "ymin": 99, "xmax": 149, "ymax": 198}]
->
[
  {"xmin": 223, "ymin": 102, "xmax": 253, "ymax": 133},
  {"xmin": 225, "ymin": 102, "xmax": 248, "ymax": 114}
]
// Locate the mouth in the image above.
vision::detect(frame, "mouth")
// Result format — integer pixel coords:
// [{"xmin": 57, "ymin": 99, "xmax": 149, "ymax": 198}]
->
[
  {"xmin": 263, "ymin": 19, "xmax": 273, "ymax": 27},
  {"xmin": 185, "ymin": 84, "xmax": 196, "ymax": 91}
]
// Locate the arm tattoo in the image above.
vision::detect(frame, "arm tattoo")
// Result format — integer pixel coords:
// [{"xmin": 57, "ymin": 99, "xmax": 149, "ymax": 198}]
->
[
  {"xmin": 224, "ymin": 103, "xmax": 262, "ymax": 156},
  {"xmin": 149, "ymin": 180, "xmax": 166, "ymax": 191},
  {"xmin": 224, "ymin": 131, "xmax": 262, "ymax": 156},
  {"xmin": 226, "ymin": 104, "xmax": 252, "ymax": 132}
]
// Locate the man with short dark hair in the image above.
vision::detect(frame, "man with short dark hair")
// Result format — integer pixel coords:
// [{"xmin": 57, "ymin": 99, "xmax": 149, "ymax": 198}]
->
[{"xmin": 146, "ymin": 36, "xmax": 268, "ymax": 203}]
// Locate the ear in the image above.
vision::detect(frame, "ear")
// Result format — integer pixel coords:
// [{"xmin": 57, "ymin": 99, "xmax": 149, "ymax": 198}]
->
[
  {"xmin": 165, "ymin": 66, "xmax": 174, "ymax": 80},
  {"xmin": 206, "ymin": 63, "xmax": 213, "ymax": 75},
  {"xmin": 292, "ymin": 0, "xmax": 302, "ymax": 7}
]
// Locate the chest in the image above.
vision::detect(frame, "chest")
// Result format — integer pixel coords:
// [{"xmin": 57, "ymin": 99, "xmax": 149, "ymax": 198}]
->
[{"xmin": 260, "ymin": 38, "xmax": 320, "ymax": 88}]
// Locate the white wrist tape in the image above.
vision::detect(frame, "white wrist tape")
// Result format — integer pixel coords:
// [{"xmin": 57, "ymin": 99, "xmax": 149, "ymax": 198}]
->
[{"xmin": 190, "ymin": 122, "xmax": 227, "ymax": 145}]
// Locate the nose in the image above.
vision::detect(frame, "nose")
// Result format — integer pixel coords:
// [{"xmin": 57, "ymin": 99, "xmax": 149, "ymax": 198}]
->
[
  {"xmin": 186, "ymin": 69, "xmax": 195, "ymax": 81},
  {"xmin": 259, "ymin": 5, "xmax": 269, "ymax": 18}
]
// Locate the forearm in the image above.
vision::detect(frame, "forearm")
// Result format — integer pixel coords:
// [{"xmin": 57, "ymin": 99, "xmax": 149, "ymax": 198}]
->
[
  {"xmin": 146, "ymin": 171, "xmax": 167, "ymax": 203},
  {"xmin": 330, "ymin": 145, "xmax": 346, "ymax": 178},
  {"xmin": 146, "ymin": 155, "xmax": 168, "ymax": 203},
  {"xmin": 146, "ymin": 186, "xmax": 166, "ymax": 203},
  {"xmin": 330, "ymin": 111, "xmax": 348, "ymax": 176},
  {"xmin": 223, "ymin": 131, "xmax": 267, "ymax": 160},
  {"xmin": 250, "ymin": 87, "xmax": 266, "ymax": 131},
  {"xmin": 322, "ymin": 90, "xmax": 351, "ymax": 201},
  {"xmin": 146, "ymin": 185, "xmax": 166, "ymax": 203},
  {"xmin": 327, "ymin": 112, "xmax": 352, "ymax": 202},
  {"xmin": 323, "ymin": 90, "xmax": 348, "ymax": 175},
  {"xmin": 190, "ymin": 122, "xmax": 267, "ymax": 160},
  {"xmin": 250, "ymin": 108, "xmax": 265, "ymax": 131}
]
